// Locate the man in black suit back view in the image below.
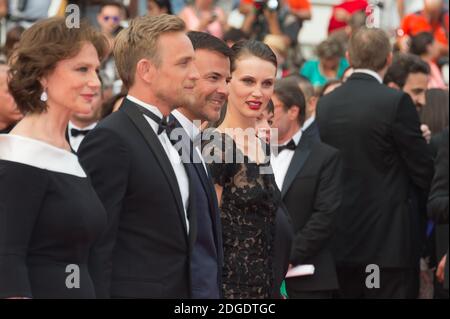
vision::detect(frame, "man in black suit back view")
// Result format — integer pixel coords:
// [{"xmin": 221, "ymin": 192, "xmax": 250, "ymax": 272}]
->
[
  {"xmin": 78, "ymin": 15, "xmax": 200, "ymax": 298},
  {"xmin": 316, "ymin": 28, "xmax": 434, "ymax": 299}
]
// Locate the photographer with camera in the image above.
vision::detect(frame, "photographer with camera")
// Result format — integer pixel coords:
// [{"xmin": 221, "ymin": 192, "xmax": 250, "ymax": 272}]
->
[
  {"xmin": 239, "ymin": 0, "xmax": 311, "ymax": 45},
  {"xmin": 239, "ymin": 0, "xmax": 284, "ymax": 41}
]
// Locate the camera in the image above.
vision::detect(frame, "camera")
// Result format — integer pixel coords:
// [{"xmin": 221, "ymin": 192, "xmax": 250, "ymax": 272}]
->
[{"xmin": 254, "ymin": 0, "xmax": 279, "ymax": 13}]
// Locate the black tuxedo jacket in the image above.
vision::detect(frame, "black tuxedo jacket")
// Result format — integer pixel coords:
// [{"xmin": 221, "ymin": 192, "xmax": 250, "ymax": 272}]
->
[
  {"xmin": 282, "ymin": 121, "xmax": 342, "ymax": 292},
  {"xmin": 316, "ymin": 73, "xmax": 434, "ymax": 268},
  {"xmin": 78, "ymin": 98, "xmax": 197, "ymax": 298}
]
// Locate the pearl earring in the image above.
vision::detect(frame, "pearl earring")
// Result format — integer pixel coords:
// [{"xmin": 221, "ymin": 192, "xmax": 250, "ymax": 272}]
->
[{"xmin": 40, "ymin": 89, "xmax": 48, "ymax": 102}]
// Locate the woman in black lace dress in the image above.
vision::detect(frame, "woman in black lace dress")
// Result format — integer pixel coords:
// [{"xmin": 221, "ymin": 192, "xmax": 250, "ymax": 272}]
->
[{"xmin": 203, "ymin": 40, "xmax": 291, "ymax": 299}]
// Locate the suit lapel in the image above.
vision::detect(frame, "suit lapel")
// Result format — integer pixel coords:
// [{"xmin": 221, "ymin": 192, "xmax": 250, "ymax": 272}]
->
[
  {"xmin": 122, "ymin": 101, "xmax": 189, "ymax": 237},
  {"xmin": 281, "ymin": 136, "xmax": 312, "ymax": 198}
]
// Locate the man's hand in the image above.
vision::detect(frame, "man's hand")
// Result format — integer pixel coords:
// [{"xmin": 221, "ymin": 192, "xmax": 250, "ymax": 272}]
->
[
  {"xmin": 421, "ymin": 124, "xmax": 432, "ymax": 144},
  {"xmin": 436, "ymin": 254, "xmax": 447, "ymax": 284}
]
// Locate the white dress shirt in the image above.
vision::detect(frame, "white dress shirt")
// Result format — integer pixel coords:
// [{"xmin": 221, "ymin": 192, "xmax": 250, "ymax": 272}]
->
[
  {"xmin": 271, "ymin": 129, "xmax": 303, "ymax": 191},
  {"xmin": 68, "ymin": 121, "xmax": 97, "ymax": 152},
  {"xmin": 171, "ymin": 110, "xmax": 208, "ymax": 175},
  {"xmin": 127, "ymin": 95, "xmax": 190, "ymax": 234}
]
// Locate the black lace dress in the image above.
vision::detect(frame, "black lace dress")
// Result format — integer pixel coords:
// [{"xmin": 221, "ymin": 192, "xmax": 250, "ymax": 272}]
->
[{"xmin": 203, "ymin": 132, "xmax": 281, "ymax": 299}]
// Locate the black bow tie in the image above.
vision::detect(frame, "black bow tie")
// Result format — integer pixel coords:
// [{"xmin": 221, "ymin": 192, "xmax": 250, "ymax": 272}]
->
[
  {"xmin": 274, "ymin": 139, "xmax": 296, "ymax": 154},
  {"xmin": 71, "ymin": 128, "xmax": 91, "ymax": 137},
  {"xmin": 137, "ymin": 106, "xmax": 174, "ymax": 135}
]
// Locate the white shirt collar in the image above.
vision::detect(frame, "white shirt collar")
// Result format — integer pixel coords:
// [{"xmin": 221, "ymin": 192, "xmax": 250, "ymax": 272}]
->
[
  {"xmin": 353, "ymin": 69, "xmax": 383, "ymax": 84},
  {"xmin": 292, "ymin": 128, "xmax": 303, "ymax": 146},
  {"xmin": 126, "ymin": 95, "xmax": 163, "ymax": 119},
  {"xmin": 171, "ymin": 109, "xmax": 201, "ymax": 140},
  {"xmin": 0, "ymin": 134, "xmax": 86, "ymax": 177},
  {"xmin": 278, "ymin": 128, "xmax": 302, "ymax": 148},
  {"xmin": 302, "ymin": 116, "xmax": 315, "ymax": 132}
]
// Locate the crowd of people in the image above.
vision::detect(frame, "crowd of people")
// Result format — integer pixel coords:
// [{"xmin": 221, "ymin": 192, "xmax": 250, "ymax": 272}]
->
[{"xmin": 0, "ymin": 0, "xmax": 448, "ymax": 299}]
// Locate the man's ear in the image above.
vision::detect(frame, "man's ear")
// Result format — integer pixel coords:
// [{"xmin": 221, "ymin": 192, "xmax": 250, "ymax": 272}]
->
[
  {"xmin": 288, "ymin": 105, "xmax": 300, "ymax": 122},
  {"xmin": 136, "ymin": 59, "xmax": 154, "ymax": 85}
]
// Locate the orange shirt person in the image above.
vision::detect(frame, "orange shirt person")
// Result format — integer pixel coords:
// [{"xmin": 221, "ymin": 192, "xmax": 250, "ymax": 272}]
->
[{"xmin": 399, "ymin": 0, "xmax": 449, "ymax": 57}]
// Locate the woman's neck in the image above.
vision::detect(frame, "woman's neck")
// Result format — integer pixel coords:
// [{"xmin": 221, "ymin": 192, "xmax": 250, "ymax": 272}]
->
[
  {"xmin": 11, "ymin": 103, "xmax": 72, "ymax": 151},
  {"xmin": 219, "ymin": 104, "xmax": 256, "ymax": 132}
]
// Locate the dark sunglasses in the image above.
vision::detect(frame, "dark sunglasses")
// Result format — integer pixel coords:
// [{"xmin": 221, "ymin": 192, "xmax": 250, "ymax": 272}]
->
[{"xmin": 103, "ymin": 16, "xmax": 121, "ymax": 23}]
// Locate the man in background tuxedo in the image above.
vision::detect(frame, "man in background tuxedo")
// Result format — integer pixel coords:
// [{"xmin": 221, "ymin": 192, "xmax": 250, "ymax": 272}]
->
[
  {"xmin": 0, "ymin": 64, "xmax": 22, "ymax": 134},
  {"xmin": 68, "ymin": 83, "xmax": 104, "ymax": 152},
  {"xmin": 170, "ymin": 31, "xmax": 233, "ymax": 299},
  {"xmin": 285, "ymin": 75, "xmax": 319, "ymax": 140},
  {"xmin": 270, "ymin": 79, "xmax": 342, "ymax": 299},
  {"xmin": 78, "ymin": 15, "xmax": 200, "ymax": 298},
  {"xmin": 316, "ymin": 28, "xmax": 434, "ymax": 298}
]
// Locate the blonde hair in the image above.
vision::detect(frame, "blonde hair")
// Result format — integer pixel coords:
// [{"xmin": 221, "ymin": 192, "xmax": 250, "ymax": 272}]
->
[{"xmin": 113, "ymin": 14, "xmax": 185, "ymax": 89}]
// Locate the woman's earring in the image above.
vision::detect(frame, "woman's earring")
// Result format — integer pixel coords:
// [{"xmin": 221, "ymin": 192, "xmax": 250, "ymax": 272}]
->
[{"xmin": 40, "ymin": 89, "xmax": 48, "ymax": 102}]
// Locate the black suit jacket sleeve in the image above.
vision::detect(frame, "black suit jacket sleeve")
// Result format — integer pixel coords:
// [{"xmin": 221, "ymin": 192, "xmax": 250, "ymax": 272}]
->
[
  {"xmin": 290, "ymin": 150, "xmax": 343, "ymax": 266},
  {"xmin": 428, "ymin": 131, "xmax": 449, "ymax": 225},
  {"xmin": 78, "ymin": 127, "xmax": 131, "ymax": 298},
  {"xmin": 392, "ymin": 93, "xmax": 434, "ymax": 192}
]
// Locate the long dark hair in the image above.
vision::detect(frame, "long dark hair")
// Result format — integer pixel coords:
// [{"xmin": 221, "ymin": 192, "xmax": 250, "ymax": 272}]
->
[{"xmin": 420, "ymin": 89, "xmax": 449, "ymax": 135}]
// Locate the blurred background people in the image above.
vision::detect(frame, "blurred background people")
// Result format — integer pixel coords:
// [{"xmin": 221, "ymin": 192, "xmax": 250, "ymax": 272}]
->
[
  {"xmin": 328, "ymin": 0, "xmax": 368, "ymax": 35},
  {"xmin": 410, "ymin": 32, "xmax": 447, "ymax": 89},
  {"xmin": 300, "ymin": 37, "xmax": 348, "ymax": 89},
  {"xmin": 399, "ymin": 0, "xmax": 449, "ymax": 59},
  {"xmin": 179, "ymin": 0, "xmax": 226, "ymax": 39},
  {"xmin": 0, "ymin": 63, "xmax": 22, "ymax": 133},
  {"xmin": 147, "ymin": 0, "xmax": 173, "ymax": 16}
]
